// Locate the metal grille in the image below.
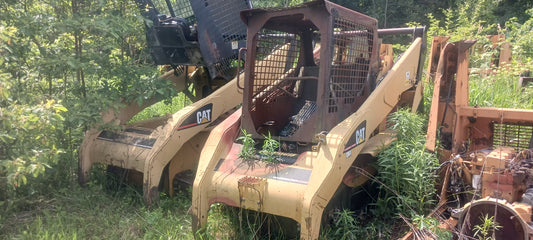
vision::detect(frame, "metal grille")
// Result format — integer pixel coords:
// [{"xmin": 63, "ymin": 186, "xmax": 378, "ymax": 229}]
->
[
  {"xmin": 493, "ymin": 123, "xmax": 533, "ymax": 151},
  {"xmin": 171, "ymin": 0, "xmax": 195, "ymax": 22},
  {"xmin": 328, "ymin": 17, "xmax": 374, "ymax": 112},
  {"xmin": 252, "ymin": 30, "xmax": 300, "ymax": 98},
  {"xmin": 213, "ymin": 57, "xmax": 236, "ymax": 80},
  {"xmin": 280, "ymin": 101, "xmax": 317, "ymax": 137},
  {"xmin": 206, "ymin": 0, "xmax": 250, "ymax": 42}
]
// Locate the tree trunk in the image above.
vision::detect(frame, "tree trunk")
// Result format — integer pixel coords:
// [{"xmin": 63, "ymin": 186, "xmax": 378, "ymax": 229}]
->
[{"xmin": 72, "ymin": 0, "xmax": 86, "ymax": 98}]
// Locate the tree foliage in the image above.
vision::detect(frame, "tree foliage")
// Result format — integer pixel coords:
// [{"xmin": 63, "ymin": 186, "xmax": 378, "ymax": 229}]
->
[{"xmin": 0, "ymin": 0, "xmax": 177, "ymax": 203}]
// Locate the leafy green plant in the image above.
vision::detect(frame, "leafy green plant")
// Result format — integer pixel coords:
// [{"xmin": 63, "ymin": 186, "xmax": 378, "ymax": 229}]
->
[
  {"xmin": 412, "ymin": 214, "xmax": 452, "ymax": 239},
  {"xmin": 473, "ymin": 214, "xmax": 502, "ymax": 240},
  {"xmin": 0, "ymin": 99, "xmax": 67, "ymax": 189},
  {"xmin": 260, "ymin": 132, "xmax": 280, "ymax": 164},
  {"xmin": 506, "ymin": 9, "xmax": 533, "ymax": 58},
  {"xmin": 237, "ymin": 129, "xmax": 281, "ymax": 164},
  {"xmin": 328, "ymin": 209, "xmax": 360, "ymax": 240},
  {"xmin": 375, "ymin": 109, "xmax": 439, "ymax": 220},
  {"xmin": 237, "ymin": 128, "xmax": 257, "ymax": 160},
  {"xmin": 324, "ymin": 205, "xmax": 391, "ymax": 239},
  {"xmin": 434, "ymin": 0, "xmax": 499, "ymax": 42}
]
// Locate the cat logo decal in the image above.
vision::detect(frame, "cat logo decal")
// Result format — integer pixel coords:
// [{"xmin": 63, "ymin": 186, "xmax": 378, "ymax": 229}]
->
[
  {"xmin": 177, "ymin": 104, "xmax": 213, "ymax": 130},
  {"xmin": 343, "ymin": 120, "xmax": 366, "ymax": 153},
  {"xmin": 196, "ymin": 109, "xmax": 211, "ymax": 124}
]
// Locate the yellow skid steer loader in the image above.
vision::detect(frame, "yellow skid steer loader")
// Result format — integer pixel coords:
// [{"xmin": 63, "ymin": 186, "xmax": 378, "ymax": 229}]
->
[
  {"xmin": 191, "ymin": 1, "xmax": 427, "ymax": 238},
  {"xmin": 79, "ymin": 0, "xmax": 255, "ymax": 205}
]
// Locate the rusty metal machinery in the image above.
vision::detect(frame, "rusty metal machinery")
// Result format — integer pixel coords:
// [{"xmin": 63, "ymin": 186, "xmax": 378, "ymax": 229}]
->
[
  {"xmin": 448, "ymin": 148, "xmax": 533, "ymax": 240},
  {"xmin": 423, "ymin": 37, "xmax": 533, "ymax": 239},
  {"xmin": 191, "ymin": 1, "xmax": 427, "ymax": 239}
]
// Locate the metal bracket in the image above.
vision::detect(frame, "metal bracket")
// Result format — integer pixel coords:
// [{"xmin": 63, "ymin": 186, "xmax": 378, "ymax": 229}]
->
[
  {"xmin": 312, "ymin": 131, "xmax": 328, "ymax": 152},
  {"xmin": 238, "ymin": 176, "xmax": 267, "ymax": 211}
]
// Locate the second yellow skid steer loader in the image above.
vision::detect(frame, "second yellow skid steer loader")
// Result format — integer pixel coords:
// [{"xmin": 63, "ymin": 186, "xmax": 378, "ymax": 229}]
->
[
  {"xmin": 79, "ymin": 0, "xmax": 257, "ymax": 205},
  {"xmin": 191, "ymin": 0, "xmax": 427, "ymax": 238}
]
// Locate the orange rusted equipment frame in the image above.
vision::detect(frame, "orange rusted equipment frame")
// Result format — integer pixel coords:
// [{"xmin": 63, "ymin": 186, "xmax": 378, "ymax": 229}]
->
[
  {"xmin": 426, "ymin": 38, "xmax": 533, "ymax": 156},
  {"xmin": 191, "ymin": 1, "xmax": 427, "ymax": 239},
  {"xmin": 421, "ymin": 37, "xmax": 533, "ymax": 240}
]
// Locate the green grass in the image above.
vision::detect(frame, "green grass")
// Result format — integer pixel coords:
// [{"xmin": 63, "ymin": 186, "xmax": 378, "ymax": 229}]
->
[
  {"xmin": 0, "ymin": 185, "xmax": 196, "ymax": 240},
  {"xmin": 469, "ymin": 61, "xmax": 533, "ymax": 109},
  {"xmin": 0, "ymin": 167, "xmax": 251, "ymax": 240},
  {"xmin": 129, "ymin": 93, "xmax": 192, "ymax": 123}
]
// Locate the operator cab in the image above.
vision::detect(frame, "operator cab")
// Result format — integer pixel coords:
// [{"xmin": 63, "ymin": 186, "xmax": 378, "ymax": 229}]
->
[{"xmin": 240, "ymin": 1, "xmax": 379, "ymax": 146}]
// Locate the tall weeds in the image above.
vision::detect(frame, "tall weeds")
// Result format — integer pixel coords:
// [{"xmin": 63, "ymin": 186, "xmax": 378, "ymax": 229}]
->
[
  {"xmin": 469, "ymin": 62, "xmax": 533, "ymax": 109},
  {"xmin": 376, "ymin": 109, "xmax": 439, "ymax": 218}
]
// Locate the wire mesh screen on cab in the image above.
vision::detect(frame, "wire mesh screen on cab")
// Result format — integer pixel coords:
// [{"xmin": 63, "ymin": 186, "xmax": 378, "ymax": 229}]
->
[
  {"xmin": 251, "ymin": 30, "xmax": 301, "ymax": 98},
  {"xmin": 328, "ymin": 17, "xmax": 374, "ymax": 113}
]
